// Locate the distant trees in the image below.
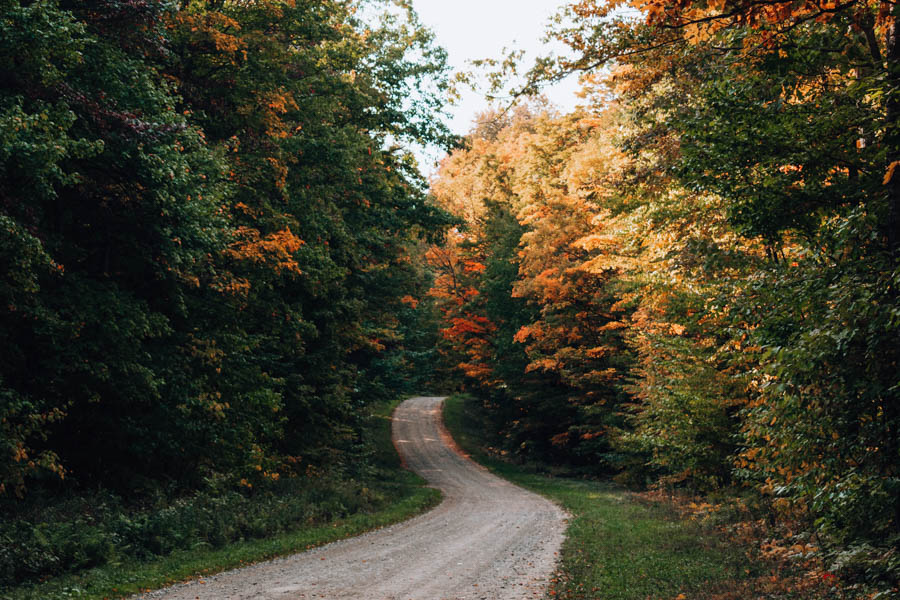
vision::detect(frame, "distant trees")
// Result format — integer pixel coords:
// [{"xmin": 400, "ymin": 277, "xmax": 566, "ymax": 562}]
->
[{"xmin": 429, "ymin": 107, "xmax": 630, "ymax": 469}]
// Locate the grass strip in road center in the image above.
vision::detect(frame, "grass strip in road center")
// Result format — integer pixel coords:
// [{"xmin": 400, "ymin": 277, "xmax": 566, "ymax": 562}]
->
[
  {"xmin": 442, "ymin": 393, "xmax": 754, "ymax": 600},
  {"xmin": 4, "ymin": 398, "xmax": 441, "ymax": 600}
]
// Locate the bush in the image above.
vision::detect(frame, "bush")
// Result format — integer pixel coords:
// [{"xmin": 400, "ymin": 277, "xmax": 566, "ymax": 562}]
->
[{"xmin": 0, "ymin": 475, "xmax": 391, "ymax": 589}]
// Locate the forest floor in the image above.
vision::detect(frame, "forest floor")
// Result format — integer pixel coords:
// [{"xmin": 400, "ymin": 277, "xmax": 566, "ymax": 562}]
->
[{"xmin": 129, "ymin": 396, "xmax": 567, "ymax": 600}]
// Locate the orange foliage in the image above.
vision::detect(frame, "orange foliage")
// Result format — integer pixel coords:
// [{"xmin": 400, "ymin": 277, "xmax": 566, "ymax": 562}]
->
[
  {"xmin": 629, "ymin": 0, "xmax": 895, "ymax": 53},
  {"xmin": 443, "ymin": 315, "xmax": 495, "ymax": 338},
  {"xmin": 256, "ymin": 89, "xmax": 299, "ymax": 139},
  {"xmin": 429, "ymin": 106, "xmax": 631, "ymax": 395},
  {"xmin": 173, "ymin": 11, "xmax": 245, "ymax": 59},
  {"xmin": 462, "ymin": 259, "xmax": 486, "ymax": 273},
  {"xmin": 225, "ymin": 226, "xmax": 305, "ymax": 275}
]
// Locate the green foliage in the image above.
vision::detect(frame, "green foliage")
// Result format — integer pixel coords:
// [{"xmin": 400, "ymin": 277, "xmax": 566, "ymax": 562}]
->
[
  {"xmin": 1, "ymin": 398, "xmax": 440, "ymax": 598},
  {"xmin": 443, "ymin": 394, "xmax": 758, "ymax": 600},
  {"xmin": 0, "ymin": 477, "xmax": 383, "ymax": 587},
  {"xmin": 0, "ymin": 0, "xmax": 452, "ymax": 588},
  {"xmin": 740, "ymin": 220, "xmax": 900, "ymax": 559},
  {"xmin": 644, "ymin": 23, "xmax": 900, "ymax": 580},
  {"xmin": 431, "ymin": 2, "xmax": 900, "ymax": 590}
]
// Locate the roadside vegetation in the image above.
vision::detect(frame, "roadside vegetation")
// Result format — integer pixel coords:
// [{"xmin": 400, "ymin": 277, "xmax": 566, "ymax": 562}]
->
[
  {"xmin": 443, "ymin": 393, "xmax": 860, "ymax": 600},
  {"xmin": 2, "ymin": 398, "xmax": 439, "ymax": 600},
  {"xmin": 1, "ymin": 0, "xmax": 449, "ymax": 597},
  {"xmin": 428, "ymin": 2, "xmax": 899, "ymax": 588}
]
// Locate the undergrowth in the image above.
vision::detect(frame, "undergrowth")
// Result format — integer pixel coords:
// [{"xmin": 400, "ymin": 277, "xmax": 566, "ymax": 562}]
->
[{"xmin": 1, "ymin": 398, "xmax": 439, "ymax": 600}]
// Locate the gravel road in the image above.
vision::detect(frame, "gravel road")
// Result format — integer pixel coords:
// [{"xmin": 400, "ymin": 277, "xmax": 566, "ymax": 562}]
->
[{"xmin": 135, "ymin": 396, "xmax": 568, "ymax": 600}]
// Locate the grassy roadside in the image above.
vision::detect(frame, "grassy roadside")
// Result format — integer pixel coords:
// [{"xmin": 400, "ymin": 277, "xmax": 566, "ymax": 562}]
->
[
  {"xmin": 3, "ymin": 398, "xmax": 440, "ymax": 600},
  {"xmin": 442, "ymin": 393, "xmax": 757, "ymax": 600}
]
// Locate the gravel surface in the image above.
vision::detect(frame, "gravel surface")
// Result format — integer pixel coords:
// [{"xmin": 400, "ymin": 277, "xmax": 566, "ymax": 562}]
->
[{"xmin": 134, "ymin": 396, "xmax": 568, "ymax": 600}]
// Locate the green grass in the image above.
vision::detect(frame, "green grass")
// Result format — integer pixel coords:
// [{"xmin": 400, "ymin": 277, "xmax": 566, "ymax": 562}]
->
[
  {"xmin": 442, "ymin": 393, "xmax": 756, "ymax": 600},
  {"xmin": 3, "ymin": 398, "xmax": 440, "ymax": 600}
]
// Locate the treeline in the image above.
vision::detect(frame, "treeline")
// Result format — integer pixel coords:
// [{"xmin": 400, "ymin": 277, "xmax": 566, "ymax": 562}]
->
[
  {"xmin": 429, "ymin": 0, "xmax": 899, "ymax": 591},
  {"xmin": 1, "ymin": 0, "xmax": 451, "ymax": 513}
]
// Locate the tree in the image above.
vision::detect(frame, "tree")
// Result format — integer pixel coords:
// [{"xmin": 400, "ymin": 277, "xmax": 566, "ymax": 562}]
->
[
  {"xmin": 506, "ymin": 0, "xmax": 900, "ymax": 578},
  {"xmin": 430, "ymin": 106, "xmax": 631, "ymax": 468},
  {"xmin": 0, "ymin": 0, "xmax": 455, "ymax": 500}
]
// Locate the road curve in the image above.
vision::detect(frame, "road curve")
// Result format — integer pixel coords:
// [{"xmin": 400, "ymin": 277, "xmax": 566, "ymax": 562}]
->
[{"xmin": 136, "ymin": 396, "xmax": 568, "ymax": 600}]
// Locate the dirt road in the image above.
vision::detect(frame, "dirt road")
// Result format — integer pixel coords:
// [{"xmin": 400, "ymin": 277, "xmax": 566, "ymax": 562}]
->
[{"xmin": 136, "ymin": 396, "xmax": 568, "ymax": 600}]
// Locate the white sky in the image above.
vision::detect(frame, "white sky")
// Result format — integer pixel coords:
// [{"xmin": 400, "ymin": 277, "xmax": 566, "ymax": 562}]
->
[{"xmin": 409, "ymin": 0, "xmax": 582, "ymax": 171}]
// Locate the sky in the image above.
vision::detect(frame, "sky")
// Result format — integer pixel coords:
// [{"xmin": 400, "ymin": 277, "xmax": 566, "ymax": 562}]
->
[{"xmin": 409, "ymin": 0, "xmax": 582, "ymax": 171}]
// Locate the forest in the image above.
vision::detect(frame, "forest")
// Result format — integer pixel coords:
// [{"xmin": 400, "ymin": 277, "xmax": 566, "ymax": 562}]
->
[
  {"xmin": 0, "ymin": 0, "xmax": 453, "ymax": 590},
  {"xmin": 1, "ymin": 0, "xmax": 898, "ymax": 598},
  {"xmin": 427, "ymin": 0, "xmax": 899, "ymax": 594}
]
